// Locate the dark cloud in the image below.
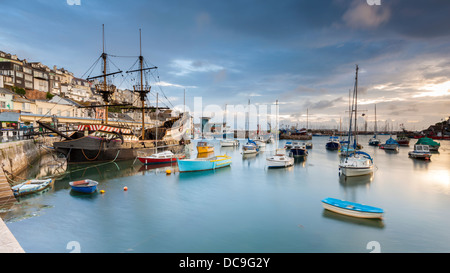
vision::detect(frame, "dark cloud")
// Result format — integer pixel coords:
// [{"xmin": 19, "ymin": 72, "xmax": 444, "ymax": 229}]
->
[{"xmin": 1, "ymin": 0, "xmax": 449, "ymax": 129}]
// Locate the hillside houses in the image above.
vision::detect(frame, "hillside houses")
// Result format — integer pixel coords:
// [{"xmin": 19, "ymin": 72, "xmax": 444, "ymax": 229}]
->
[{"xmin": 0, "ymin": 49, "xmax": 170, "ymax": 132}]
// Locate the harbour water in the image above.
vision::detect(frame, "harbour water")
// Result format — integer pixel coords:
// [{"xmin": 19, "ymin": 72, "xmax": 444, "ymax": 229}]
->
[{"xmin": 2, "ymin": 135, "xmax": 450, "ymax": 253}]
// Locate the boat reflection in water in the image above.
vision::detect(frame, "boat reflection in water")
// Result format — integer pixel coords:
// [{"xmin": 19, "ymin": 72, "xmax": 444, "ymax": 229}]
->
[
  {"xmin": 321, "ymin": 209, "xmax": 385, "ymax": 228},
  {"xmin": 339, "ymin": 172, "xmax": 374, "ymax": 188},
  {"xmin": 177, "ymin": 164, "xmax": 231, "ymax": 179},
  {"xmin": 55, "ymin": 159, "xmax": 143, "ymax": 191},
  {"xmin": 139, "ymin": 162, "xmax": 177, "ymax": 174},
  {"xmin": 197, "ymin": 151, "xmax": 215, "ymax": 159}
]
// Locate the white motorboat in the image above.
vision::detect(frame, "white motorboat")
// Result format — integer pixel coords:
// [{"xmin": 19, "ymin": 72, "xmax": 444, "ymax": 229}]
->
[
  {"xmin": 408, "ymin": 144, "xmax": 431, "ymax": 160},
  {"xmin": 266, "ymin": 152, "xmax": 294, "ymax": 168}
]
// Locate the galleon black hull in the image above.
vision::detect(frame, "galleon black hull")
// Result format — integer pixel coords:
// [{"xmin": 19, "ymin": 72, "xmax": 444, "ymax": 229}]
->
[{"xmin": 53, "ymin": 135, "xmax": 136, "ymax": 163}]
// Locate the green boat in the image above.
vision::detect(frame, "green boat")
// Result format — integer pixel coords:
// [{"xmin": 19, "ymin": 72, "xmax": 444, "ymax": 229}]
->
[{"xmin": 415, "ymin": 137, "xmax": 440, "ymax": 151}]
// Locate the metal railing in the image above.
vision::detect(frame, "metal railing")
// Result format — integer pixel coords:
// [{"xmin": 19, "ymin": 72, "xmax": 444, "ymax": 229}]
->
[{"xmin": 0, "ymin": 128, "xmax": 34, "ymax": 143}]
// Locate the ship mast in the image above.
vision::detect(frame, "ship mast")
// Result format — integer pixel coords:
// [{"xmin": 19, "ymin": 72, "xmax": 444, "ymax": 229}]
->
[
  {"xmin": 126, "ymin": 29, "xmax": 157, "ymax": 140},
  {"xmin": 87, "ymin": 24, "xmax": 122, "ymax": 125}
]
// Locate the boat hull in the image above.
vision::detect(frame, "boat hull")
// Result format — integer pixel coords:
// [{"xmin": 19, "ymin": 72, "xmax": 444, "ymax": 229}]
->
[
  {"xmin": 339, "ymin": 165, "xmax": 373, "ymax": 177},
  {"xmin": 379, "ymin": 144, "xmax": 399, "ymax": 151},
  {"xmin": 408, "ymin": 152, "xmax": 431, "ymax": 160},
  {"xmin": 290, "ymin": 148, "xmax": 308, "ymax": 157},
  {"xmin": 177, "ymin": 156, "xmax": 232, "ymax": 172},
  {"xmin": 55, "ymin": 136, "xmax": 185, "ymax": 163},
  {"xmin": 266, "ymin": 155, "xmax": 294, "ymax": 168},
  {"xmin": 137, "ymin": 152, "xmax": 185, "ymax": 165},
  {"xmin": 138, "ymin": 157, "xmax": 177, "ymax": 164},
  {"xmin": 397, "ymin": 140, "xmax": 410, "ymax": 146},
  {"xmin": 368, "ymin": 139, "xmax": 380, "ymax": 146},
  {"xmin": 69, "ymin": 180, "xmax": 98, "ymax": 193},
  {"xmin": 326, "ymin": 142, "xmax": 340, "ymax": 150},
  {"xmin": 12, "ymin": 179, "xmax": 53, "ymax": 197},
  {"xmin": 322, "ymin": 198, "xmax": 384, "ymax": 219}
]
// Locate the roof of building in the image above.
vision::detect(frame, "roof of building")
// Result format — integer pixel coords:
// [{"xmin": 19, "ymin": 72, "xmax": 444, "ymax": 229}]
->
[{"xmin": 0, "ymin": 87, "xmax": 16, "ymax": 96}]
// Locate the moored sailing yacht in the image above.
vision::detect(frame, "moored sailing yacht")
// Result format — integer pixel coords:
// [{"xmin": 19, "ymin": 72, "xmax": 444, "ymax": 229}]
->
[
  {"xmin": 339, "ymin": 65, "xmax": 374, "ymax": 177},
  {"xmin": 266, "ymin": 100, "xmax": 294, "ymax": 168},
  {"xmin": 368, "ymin": 104, "xmax": 380, "ymax": 146}
]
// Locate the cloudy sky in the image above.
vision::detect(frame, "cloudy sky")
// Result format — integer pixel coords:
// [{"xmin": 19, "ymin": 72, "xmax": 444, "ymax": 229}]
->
[{"xmin": 1, "ymin": 0, "xmax": 449, "ymax": 130}]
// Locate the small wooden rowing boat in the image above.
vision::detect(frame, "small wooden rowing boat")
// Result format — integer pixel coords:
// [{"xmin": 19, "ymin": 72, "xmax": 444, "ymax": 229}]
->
[
  {"xmin": 321, "ymin": 197, "xmax": 384, "ymax": 219},
  {"xmin": 69, "ymin": 179, "xmax": 99, "ymax": 193},
  {"xmin": 12, "ymin": 178, "xmax": 53, "ymax": 197}
]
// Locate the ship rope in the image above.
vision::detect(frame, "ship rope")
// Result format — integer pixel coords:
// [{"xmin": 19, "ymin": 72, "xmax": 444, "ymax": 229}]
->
[{"xmin": 81, "ymin": 138, "xmax": 104, "ymax": 161}]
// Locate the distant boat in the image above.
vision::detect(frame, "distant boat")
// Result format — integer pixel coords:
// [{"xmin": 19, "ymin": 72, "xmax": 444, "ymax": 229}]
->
[
  {"xmin": 266, "ymin": 100, "xmax": 294, "ymax": 168},
  {"xmin": 138, "ymin": 151, "xmax": 185, "ymax": 165},
  {"xmin": 379, "ymin": 137, "xmax": 399, "ymax": 152},
  {"xmin": 12, "ymin": 178, "xmax": 53, "ymax": 197},
  {"xmin": 284, "ymin": 141, "xmax": 293, "ymax": 149},
  {"xmin": 325, "ymin": 136, "xmax": 340, "ymax": 150},
  {"xmin": 177, "ymin": 155, "xmax": 232, "ymax": 172},
  {"xmin": 408, "ymin": 144, "xmax": 432, "ymax": 160},
  {"xmin": 266, "ymin": 151, "xmax": 294, "ymax": 168},
  {"xmin": 197, "ymin": 141, "xmax": 214, "ymax": 154},
  {"xmin": 69, "ymin": 179, "xmax": 99, "ymax": 194},
  {"xmin": 396, "ymin": 135, "xmax": 410, "ymax": 146},
  {"xmin": 290, "ymin": 143, "xmax": 308, "ymax": 157},
  {"xmin": 369, "ymin": 104, "xmax": 380, "ymax": 146},
  {"xmin": 305, "ymin": 142, "xmax": 313, "ymax": 149},
  {"xmin": 220, "ymin": 139, "xmax": 239, "ymax": 147},
  {"xmin": 368, "ymin": 137, "xmax": 381, "ymax": 146},
  {"xmin": 321, "ymin": 197, "xmax": 384, "ymax": 219},
  {"xmin": 415, "ymin": 137, "xmax": 440, "ymax": 151},
  {"xmin": 242, "ymin": 139, "xmax": 259, "ymax": 154}
]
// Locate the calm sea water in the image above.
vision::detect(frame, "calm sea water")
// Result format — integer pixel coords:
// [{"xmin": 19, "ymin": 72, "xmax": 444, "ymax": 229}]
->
[{"xmin": 2, "ymin": 135, "xmax": 450, "ymax": 253}]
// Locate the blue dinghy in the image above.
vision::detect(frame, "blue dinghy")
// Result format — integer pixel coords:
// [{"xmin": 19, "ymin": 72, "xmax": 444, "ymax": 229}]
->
[
  {"xmin": 321, "ymin": 197, "xmax": 384, "ymax": 219},
  {"xmin": 69, "ymin": 179, "xmax": 98, "ymax": 194}
]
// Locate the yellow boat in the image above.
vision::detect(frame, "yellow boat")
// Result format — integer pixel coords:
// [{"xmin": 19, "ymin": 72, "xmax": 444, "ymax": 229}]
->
[{"xmin": 197, "ymin": 141, "xmax": 214, "ymax": 153}]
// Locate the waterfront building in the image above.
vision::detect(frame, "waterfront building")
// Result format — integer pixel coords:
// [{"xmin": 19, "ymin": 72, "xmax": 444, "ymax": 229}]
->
[
  {"xmin": 30, "ymin": 62, "xmax": 50, "ymax": 93},
  {"xmin": 0, "ymin": 87, "xmax": 15, "ymax": 110},
  {"xmin": 49, "ymin": 66, "xmax": 62, "ymax": 95},
  {"xmin": 12, "ymin": 95, "xmax": 36, "ymax": 115},
  {"xmin": 0, "ymin": 51, "xmax": 27, "ymax": 90}
]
